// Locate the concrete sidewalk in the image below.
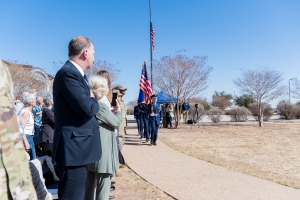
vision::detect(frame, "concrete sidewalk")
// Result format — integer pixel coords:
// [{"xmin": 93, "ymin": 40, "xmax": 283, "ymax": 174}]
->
[{"xmin": 122, "ymin": 124, "xmax": 300, "ymax": 200}]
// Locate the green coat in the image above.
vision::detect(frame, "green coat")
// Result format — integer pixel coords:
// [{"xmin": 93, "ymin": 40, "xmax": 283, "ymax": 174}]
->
[{"xmin": 87, "ymin": 101, "xmax": 121, "ymax": 176}]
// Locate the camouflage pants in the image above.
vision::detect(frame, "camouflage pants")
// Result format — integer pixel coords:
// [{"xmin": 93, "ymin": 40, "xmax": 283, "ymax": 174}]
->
[{"xmin": 119, "ymin": 119, "xmax": 127, "ymax": 150}]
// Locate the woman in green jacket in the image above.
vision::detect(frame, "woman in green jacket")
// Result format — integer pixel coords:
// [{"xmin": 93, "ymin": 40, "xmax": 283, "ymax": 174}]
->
[{"xmin": 85, "ymin": 75, "xmax": 121, "ymax": 200}]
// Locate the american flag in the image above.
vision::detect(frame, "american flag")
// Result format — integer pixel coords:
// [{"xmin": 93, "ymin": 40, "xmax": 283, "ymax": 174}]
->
[
  {"xmin": 138, "ymin": 61, "xmax": 152, "ymax": 104},
  {"xmin": 150, "ymin": 22, "xmax": 155, "ymax": 52}
]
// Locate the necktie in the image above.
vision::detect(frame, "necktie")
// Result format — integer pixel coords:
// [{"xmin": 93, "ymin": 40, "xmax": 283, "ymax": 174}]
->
[{"xmin": 83, "ymin": 74, "xmax": 88, "ymax": 84}]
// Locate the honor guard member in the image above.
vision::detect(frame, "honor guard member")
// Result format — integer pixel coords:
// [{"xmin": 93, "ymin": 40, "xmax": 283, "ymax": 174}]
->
[
  {"xmin": 149, "ymin": 94, "xmax": 162, "ymax": 145},
  {"xmin": 140, "ymin": 103, "xmax": 150, "ymax": 142},
  {"xmin": 134, "ymin": 102, "xmax": 144, "ymax": 138},
  {"xmin": 113, "ymin": 85, "xmax": 127, "ymax": 149}
]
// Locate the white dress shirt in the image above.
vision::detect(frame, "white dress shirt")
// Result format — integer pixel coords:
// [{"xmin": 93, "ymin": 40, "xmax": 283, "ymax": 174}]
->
[{"xmin": 69, "ymin": 60, "xmax": 84, "ymax": 76}]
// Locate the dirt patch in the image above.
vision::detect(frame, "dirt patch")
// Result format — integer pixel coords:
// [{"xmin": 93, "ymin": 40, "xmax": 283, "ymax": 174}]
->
[
  {"xmin": 159, "ymin": 122, "xmax": 300, "ymax": 189},
  {"xmin": 111, "ymin": 165, "xmax": 175, "ymax": 200}
]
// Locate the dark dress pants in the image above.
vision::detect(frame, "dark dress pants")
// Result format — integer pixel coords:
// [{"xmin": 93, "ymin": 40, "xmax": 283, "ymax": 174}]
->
[
  {"xmin": 58, "ymin": 165, "xmax": 87, "ymax": 200},
  {"xmin": 149, "ymin": 117, "xmax": 159, "ymax": 143},
  {"xmin": 34, "ymin": 124, "xmax": 41, "ymax": 144},
  {"xmin": 136, "ymin": 117, "xmax": 143, "ymax": 137},
  {"xmin": 142, "ymin": 115, "xmax": 149, "ymax": 139},
  {"xmin": 166, "ymin": 113, "xmax": 172, "ymax": 128}
]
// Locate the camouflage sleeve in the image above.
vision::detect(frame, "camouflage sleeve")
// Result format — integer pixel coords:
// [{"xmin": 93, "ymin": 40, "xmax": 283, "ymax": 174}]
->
[{"xmin": 0, "ymin": 59, "xmax": 37, "ymax": 200}]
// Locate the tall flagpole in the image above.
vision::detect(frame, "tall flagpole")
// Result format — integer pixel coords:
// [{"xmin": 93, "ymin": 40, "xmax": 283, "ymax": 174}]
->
[{"xmin": 149, "ymin": 0, "xmax": 153, "ymax": 89}]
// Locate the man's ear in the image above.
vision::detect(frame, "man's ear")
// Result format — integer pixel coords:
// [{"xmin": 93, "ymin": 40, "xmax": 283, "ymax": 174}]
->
[{"xmin": 83, "ymin": 49, "xmax": 88, "ymax": 58}]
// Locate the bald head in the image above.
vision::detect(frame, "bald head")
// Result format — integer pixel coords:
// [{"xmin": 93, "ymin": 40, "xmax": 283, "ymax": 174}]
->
[
  {"xmin": 68, "ymin": 36, "xmax": 95, "ymax": 70},
  {"xmin": 68, "ymin": 36, "xmax": 92, "ymax": 57}
]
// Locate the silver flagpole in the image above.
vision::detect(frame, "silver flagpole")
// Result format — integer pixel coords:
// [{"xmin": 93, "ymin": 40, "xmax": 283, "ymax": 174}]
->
[{"xmin": 149, "ymin": 0, "xmax": 153, "ymax": 89}]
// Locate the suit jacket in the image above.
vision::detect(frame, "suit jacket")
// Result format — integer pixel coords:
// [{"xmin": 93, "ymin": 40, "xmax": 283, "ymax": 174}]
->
[
  {"xmin": 149, "ymin": 103, "xmax": 162, "ymax": 126},
  {"xmin": 87, "ymin": 101, "xmax": 121, "ymax": 175},
  {"xmin": 52, "ymin": 61, "xmax": 101, "ymax": 167}
]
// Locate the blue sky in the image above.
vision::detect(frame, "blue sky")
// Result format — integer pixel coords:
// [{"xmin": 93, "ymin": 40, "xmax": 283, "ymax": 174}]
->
[{"xmin": 1, "ymin": 0, "xmax": 299, "ymax": 107}]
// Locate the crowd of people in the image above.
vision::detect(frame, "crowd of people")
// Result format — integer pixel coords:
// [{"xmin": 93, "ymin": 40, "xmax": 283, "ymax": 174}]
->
[
  {"xmin": 0, "ymin": 35, "xmax": 190, "ymax": 199},
  {"xmin": 1, "ymin": 36, "xmax": 129, "ymax": 200}
]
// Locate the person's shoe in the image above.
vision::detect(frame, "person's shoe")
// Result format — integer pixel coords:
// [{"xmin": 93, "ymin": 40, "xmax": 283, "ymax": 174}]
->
[
  {"xmin": 140, "ymin": 136, "xmax": 143, "ymax": 139},
  {"xmin": 119, "ymin": 164, "xmax": 126, "ymax": 168},
  {"xmin": 150, "ymin": 141, "xmax": 153, "ymax": 146},
  {"xmin": 154, "ymin": 142, "xmax": 157, "ymax": 145},
  {"xmin": 109, "ymin": 195, "xmax": 115, "ymax": 199},
  {"xmin": 115, "ymin": 171, "xmax": 122, "ymax": 177},
  {"xmin": 111, "ymin": 181, "xmax": 116, "ymax": 184},
  {"xmin": 146, "ymin": 139, "xmax": 149, "ymax": 142},
  {"xmin": 110, "ymin": 185, "xmax": 116, "ymax": 191}
]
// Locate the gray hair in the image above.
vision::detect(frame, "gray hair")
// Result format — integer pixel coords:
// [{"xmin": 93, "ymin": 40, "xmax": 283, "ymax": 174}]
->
[
  {"xmin": 68, "ymin": 36, "xmax": 92, "ymax": 57},
  {"xmin": 43, "ymin": 94, "xmax": 53, "ymax": 107},
  {"xmin": 22, "ymin": 93, "xmax": 36, "ymax": 106},
  {"xmin": 88, "ymin": 75, "xmax": 109, "ymax": 100}
]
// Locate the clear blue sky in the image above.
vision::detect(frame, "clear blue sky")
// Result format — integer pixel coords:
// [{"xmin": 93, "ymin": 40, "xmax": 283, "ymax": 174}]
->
[{"xmin": 1, "ymin": 0, "xmax": 300, "ymax": 107}]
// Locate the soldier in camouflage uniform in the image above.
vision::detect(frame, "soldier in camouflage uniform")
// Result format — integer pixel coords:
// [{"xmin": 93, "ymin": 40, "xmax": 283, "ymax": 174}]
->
[
  {"xmin": 0, "ymin": 59, "xmax": 37, "ymax": 200},
  {"xmin": 113, "ymin": 85, "xmax": 127, "ymax": 150}
]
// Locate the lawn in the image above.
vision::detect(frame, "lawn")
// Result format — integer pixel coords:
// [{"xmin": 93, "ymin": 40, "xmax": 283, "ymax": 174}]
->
[{"xmin": 159, "ymin": 122, "xmax": 300, "ymax": 189}]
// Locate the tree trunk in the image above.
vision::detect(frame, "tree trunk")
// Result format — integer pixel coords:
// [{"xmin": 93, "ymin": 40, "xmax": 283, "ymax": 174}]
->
[
  {"xmin": 258, "ymin": 102, "xmax": 264, "ymax": 127},
  {"xmin": 175, "ymin": 104, "xmax": 180, "ymax": 129}
]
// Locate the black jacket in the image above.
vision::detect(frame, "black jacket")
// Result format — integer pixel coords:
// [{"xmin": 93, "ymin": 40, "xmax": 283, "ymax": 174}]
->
[
  {"xmin": 41, "ymin": 107, "xmax": 55, "ymax": 143},
  {"xmin": 52, "ymin": 61, "xmax": 101, "ymax": 167}
]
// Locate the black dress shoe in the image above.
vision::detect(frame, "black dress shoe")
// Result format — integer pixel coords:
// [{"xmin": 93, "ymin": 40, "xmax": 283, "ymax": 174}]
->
[
  {"xmin": 109, "ymin": 195, "xmax": 115, "ymax": 199},
  {"xmin": 110, "ymin": 185, "xmax": 115, "ymax": 190},
  {"xmin": 154, "ymin": 142, "xmax": 157, "ymax": 145}
]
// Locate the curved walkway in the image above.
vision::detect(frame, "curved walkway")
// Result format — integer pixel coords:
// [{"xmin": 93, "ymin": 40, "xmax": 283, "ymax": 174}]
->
[{"xmin": 122, "ymin": 124, "xmax": 300, "ymax": 200}]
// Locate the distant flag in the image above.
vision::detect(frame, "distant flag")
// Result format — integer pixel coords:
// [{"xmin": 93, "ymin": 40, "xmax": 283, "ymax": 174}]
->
[
  {"xmin": 138, "ymin": 61, "xmax": 153, "ymax": 104},
  {"xmin": 150, "ymin": 22, "xmax": 155, "ymax": 52}
]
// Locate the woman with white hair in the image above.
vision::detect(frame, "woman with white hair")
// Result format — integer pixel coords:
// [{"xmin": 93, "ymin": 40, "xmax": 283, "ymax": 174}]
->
[
  {"xmin": 40, "ymin": 94, "xmax": 55, "ymax": 157},
  {"xmin": 85, "ymin": 75, "xmax": 121, "ymax": 200},
  {"xmin": 19, "ymin": 93, "xmax": 37, "ymax": 160}
]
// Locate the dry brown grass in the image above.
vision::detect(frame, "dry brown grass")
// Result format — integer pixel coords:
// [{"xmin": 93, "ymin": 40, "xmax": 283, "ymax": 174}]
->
[
  {"xmin": 159, "ymin": 122, "xmax": 300, "ymax": 189},
  {"xmin": 111, "ymin": 165, "xmax": 175, "ymax": 200}
]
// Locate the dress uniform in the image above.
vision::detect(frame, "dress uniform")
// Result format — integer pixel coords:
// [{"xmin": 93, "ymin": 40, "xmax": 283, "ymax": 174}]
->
[
  {"xmin": 134, "ymin": 104, "xmax": 144, "ymax": 138},
  {"xmin": 140, "ymin": 103, "xmax": 150, "ymax": 141},
  {"xmin": 149, "ymin": 94, "xmax": 162, "ymax": 145}
]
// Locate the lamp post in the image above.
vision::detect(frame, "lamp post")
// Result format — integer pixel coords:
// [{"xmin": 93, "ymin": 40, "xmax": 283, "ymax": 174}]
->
[{"xmin": 289, "ymin": 78, "xmax": 297, "ymax": 102}]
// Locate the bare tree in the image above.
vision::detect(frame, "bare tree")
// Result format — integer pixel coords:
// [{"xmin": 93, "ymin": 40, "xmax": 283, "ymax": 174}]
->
[
  {"xmin": 153, "ymin": 51, "xmax": 213, "ymax": 128},
  {"xmin": 127, "ymin": 100, "xmax": 137, "ymax": 109},
  {"xmin": 85, "ymin": 60, "xmax": 120, "ymax": 84},
  {"xmin": 211, "ymin": 96, "xmax": 232, "ymax": 110},
  {"xmin": 54, "ymin": 60, "xmax": 121, "ymax": 85},
  {"xmin": 233, "ymin": 67, "xmax": 285, "ymax": 127},
  {"xmin": 5, "ymin": 60, "xmax": 47, "ymax": 97}
]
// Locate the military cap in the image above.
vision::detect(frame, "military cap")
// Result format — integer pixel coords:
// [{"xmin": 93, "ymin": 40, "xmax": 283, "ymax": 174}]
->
[
  {"xmin": 151, "ymin": 94, "xmax": 158, "ymax": 98},
  {"xmin": 114, "ymin": 85, "xmax": 127, "ymax": 91}
]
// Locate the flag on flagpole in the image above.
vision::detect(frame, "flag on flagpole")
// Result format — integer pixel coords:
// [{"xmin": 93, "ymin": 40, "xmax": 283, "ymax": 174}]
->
[
  {"xmin": 150, "ymin": 22, "xmax": 155, "ymax": 52},
  {"xmin": 138, "ymin": 61, "xmax": 153, "ymax": 104}
]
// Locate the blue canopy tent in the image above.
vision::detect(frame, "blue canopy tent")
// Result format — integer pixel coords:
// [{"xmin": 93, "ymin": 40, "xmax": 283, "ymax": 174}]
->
[{"xmin": 156, "ymin": 91, "xmax": 177, "ymax": 104}]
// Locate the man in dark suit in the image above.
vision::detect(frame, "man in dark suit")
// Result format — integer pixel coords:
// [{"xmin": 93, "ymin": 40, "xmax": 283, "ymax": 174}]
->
[
  {"xmin": 52, "ymin": 36, "xmax": 102, "ymax": 200},
  {"xmin": 149, "ymin": 94, "xmax": 162, "ymax": 146}
]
